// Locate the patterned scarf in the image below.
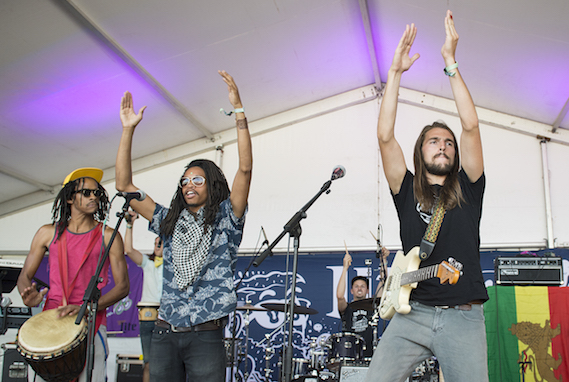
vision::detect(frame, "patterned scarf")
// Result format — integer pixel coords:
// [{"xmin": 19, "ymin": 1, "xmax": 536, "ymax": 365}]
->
[{"xmin": 171, "ymin": 208, "xmax": 213, "ymax": 290}]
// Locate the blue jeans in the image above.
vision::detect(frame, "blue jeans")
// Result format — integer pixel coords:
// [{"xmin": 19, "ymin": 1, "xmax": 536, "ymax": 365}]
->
[
  {"xmin": 149, "ymin": 325, "xmax": 225, "ymax": 382},
  {"xmin": 364, "ymin": 301, "xmax": 488, "ymax": 382},
  {"xmin": 140, "ymin": 320, "xmax": 155, "ymax": 364}
]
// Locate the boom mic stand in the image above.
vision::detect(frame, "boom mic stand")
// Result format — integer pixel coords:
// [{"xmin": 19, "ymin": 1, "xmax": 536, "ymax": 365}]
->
[
  {"xmin": 75, "ymin": 194, "xmax": 135, "ymax": 382},
  {"xmin": 253, "ymin": 166, "xmax": 345, "ymax": 382}
]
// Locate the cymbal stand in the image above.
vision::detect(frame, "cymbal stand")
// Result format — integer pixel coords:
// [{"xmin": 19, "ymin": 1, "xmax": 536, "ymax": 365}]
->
[
  {"xmin": 258, "ymin": 319, "xmax": 287, "ymax": 382},
  {"xmin": 263, "ymin": 334, "xmax": 275, "ymax": 382},
  {"xmin": 365, "ymin": 259, "xmax": 373, "ymax": 298},
  {"xmin": 242, "ymin": 302, "xmax": 251, "ymax": 382},
  {"xmin": 369, "ymin": 310, "xmax": 379, "ymax": 350}
]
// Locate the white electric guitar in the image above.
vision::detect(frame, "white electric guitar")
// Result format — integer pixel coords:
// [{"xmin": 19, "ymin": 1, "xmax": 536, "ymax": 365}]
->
[{"xmin": 378, "ymin": 247, "xmax": 462, "ymax": 320}]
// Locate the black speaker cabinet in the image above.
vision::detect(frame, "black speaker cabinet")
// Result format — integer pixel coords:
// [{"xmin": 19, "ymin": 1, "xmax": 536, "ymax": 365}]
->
[
  {"xmin": 116, "ymin": 354, "xmax": 144, "ymax": 382},
  {"xmin": 2, "ymin": 346, "xmax": 27, "ymax": 381}
]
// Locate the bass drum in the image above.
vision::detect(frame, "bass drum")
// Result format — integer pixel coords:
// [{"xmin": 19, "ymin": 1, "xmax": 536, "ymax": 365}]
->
[{"xmin": 325, "ymin": 332, "xmax": 365, "ymax": 371}]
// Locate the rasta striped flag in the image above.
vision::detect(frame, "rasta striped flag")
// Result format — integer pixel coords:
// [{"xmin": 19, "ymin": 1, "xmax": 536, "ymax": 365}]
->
[{"xmin": 484, "ymin": 286, "xmax": 569, "ymax": 382}]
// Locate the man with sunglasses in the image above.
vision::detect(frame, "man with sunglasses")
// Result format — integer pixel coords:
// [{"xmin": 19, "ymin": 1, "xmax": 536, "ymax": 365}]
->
[
  {"xmin": 124, "ymin": 210, "xmax": 164, "ymax": 382},
  {"xmin": 115, "ymin": 70, "xmax": 252, "ymax": 382},
  {"xmin": 17, "ymin": 167, "xmax": 130, "ymax": 382}
]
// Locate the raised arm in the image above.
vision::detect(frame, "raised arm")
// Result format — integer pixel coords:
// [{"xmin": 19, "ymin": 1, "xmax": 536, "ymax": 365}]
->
[
  {"xmin": 378, "ymin": 24, "xmax": 421, "ymax": 194},
  {"xmin": 17, "ymin": 225, "xmax": 53, "ymax": 307},
  {"xmin": 116, "ymin": 91, "xmax": 157, "ymax": 220},
  {"xmin": 219, "ymin": 70, "xmax": 253, "ymax": 219},
  {"xmin": 124, "ymin": 210, "xmax": 144, "ymax": 266},
  {"xmin": 441, "ymin": 10, "xmax": 483, "ymax": 182},
  {"xmin": 336, "ymin": 252, "xmax": 352, "ymax": 313}
]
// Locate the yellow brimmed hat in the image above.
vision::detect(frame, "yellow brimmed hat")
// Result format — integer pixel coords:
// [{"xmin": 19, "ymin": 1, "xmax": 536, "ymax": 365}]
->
[{"xmin": 62, "ymin": 167, "xmax": 103, "ymax": 186}]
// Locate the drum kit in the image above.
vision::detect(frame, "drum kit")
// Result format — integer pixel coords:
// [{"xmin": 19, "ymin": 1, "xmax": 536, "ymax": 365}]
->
[{"xmin": 226, "ymin": 298, "xmax": 387, "ymax": 382}]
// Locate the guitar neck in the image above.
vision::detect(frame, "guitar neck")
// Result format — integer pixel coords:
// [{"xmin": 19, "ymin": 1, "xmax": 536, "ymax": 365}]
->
[{"xmin": 400, "ymin": 264, "xmax": 439, "ymax": 286}]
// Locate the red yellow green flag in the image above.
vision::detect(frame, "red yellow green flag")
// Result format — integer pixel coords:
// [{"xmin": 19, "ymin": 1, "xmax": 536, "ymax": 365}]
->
[{"xmin": 485, "ymin": 286, "xmax": 569, "ymax": 382}]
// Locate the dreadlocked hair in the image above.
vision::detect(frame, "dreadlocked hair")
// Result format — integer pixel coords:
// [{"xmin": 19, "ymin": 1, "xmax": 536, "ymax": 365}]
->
[
  {"xmin": 51, "ymin": 178, "xmax": 109, "ymax": 241},
  {"xmin": 412, "ymin": 121, "xmax": 464, "ymax": 212},
  {"xmin": 160, "ymin": 159, "xmax": 230, "ymax": 237}
]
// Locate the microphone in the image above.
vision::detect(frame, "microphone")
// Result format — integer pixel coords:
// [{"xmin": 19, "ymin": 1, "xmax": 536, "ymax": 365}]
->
[
  {"xmin": 117, "ymin": 190, "xmax": 146, "ymax": 201},
  {"xmin": 331, "ymin": 165, "xmax": 346, "ymax": 181},
  {"xmin": 261, "ymin": 226, "xmax": 269, "ymax": 246}
]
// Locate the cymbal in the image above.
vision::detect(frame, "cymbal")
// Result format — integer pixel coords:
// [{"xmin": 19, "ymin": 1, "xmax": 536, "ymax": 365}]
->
[
  {"xmin": 261, "ymin": 303, "xmax": 318, "ymax": 315},
  {"xmin": 348, "ymin": 297, "xmax": 379, "ymax": 311},
  {"xmin": 236, "ymin": 303, "xmax": 267, "ymax": 311}
]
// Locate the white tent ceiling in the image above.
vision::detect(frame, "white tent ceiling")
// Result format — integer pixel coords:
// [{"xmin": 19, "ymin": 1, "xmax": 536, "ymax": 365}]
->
[{"xmin": 1, "ymin": 0, "xmax": 568, "ymax": 217}]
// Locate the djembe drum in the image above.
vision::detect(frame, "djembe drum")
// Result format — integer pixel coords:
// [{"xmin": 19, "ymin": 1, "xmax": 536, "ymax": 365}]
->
[{"xmin": 17, "ymin": 309, "xmax": 88, "ymax": 382}]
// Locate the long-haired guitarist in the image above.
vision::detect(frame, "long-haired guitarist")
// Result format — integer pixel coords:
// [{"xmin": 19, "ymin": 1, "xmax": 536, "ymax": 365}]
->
[{"xmin": 365, "ymin": 10, "xmax": 489, "ymax": 382}]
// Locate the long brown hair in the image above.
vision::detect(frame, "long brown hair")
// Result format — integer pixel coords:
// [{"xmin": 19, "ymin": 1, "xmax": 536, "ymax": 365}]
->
[{"xmin": 412, "ymin": 121, "xmax": 463, "ymax": 211}]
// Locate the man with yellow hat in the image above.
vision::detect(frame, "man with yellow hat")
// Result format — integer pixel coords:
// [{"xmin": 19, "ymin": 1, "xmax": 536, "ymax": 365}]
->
[{"xmin": 17, "ymin": 167, "xmax": 130, "ymax": 382}]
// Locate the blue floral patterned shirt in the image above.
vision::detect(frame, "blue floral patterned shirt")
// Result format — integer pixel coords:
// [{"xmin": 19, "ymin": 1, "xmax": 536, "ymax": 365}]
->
[{"xmin": 149, "ymin": 198, "xmax": 246, "ymax": 326}]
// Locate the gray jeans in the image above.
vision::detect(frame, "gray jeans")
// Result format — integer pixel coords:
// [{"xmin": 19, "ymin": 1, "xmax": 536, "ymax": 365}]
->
[{"xmin": 364, "ymin": 301, "xmax": 489, "ymax": 382}]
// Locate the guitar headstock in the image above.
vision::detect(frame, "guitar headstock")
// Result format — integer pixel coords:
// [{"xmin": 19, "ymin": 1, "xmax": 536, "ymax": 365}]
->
[
  {"xmin": 436, "ymin": 260, "xmax": 461, "ymax": 284},
  {"xmin": 447, "ymin": 257, "xmax": 463, "ymax": 272}
]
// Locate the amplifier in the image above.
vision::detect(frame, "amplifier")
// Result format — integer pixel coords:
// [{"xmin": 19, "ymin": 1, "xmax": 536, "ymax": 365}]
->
[
  {"xmin": 339, "ymin": 366, "xmax": 368, "ymax": 382},
  {"xmin": 494, "ymin": 257, "xmax": 564, "ymax": 286}
]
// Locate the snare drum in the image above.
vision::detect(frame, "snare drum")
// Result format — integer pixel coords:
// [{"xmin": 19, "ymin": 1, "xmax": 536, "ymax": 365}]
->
[
  {"xmin": 137, "ymin": 302, "xmax": 160, "ymax": 321},
  {"xmin": 325, "ymin": 332, "xmax": 365, "ymax": 371},
  {"xmin": 17, "ymin": 309, "xmax": 88, "ymax": 382}
]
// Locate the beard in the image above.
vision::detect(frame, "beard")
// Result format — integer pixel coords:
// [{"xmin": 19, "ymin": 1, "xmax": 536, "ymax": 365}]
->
[{"xmin": 425, "ymin": 155, "xmax": 454, "ymax": 176}]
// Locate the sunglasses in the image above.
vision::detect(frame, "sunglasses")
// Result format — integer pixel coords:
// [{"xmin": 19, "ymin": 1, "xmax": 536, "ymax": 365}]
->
[
  {"xmin": 179, "ymin": 176, "xmax": 206, "ymax": 188},
  {"xmin": 76, "ymin": 188, "xmax": 103, "ymax": 198}
]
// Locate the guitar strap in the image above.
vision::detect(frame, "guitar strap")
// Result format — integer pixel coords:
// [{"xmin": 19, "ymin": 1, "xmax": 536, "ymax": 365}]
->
[{"xmin": 419, "ymin": 197, "xmax": 446, "ymax": 260}]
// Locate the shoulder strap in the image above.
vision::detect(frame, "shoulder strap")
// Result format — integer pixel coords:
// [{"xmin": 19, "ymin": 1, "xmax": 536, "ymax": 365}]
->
[{"xmin": 419, "ymin": 198, "xmax": 446, "ymax": 260}]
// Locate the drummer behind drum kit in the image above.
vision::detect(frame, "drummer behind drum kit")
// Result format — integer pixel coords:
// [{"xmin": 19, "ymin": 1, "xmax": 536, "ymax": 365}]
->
[{"xmin": 230, "ymin": 300, "xmax": 440, "ymax": 382}]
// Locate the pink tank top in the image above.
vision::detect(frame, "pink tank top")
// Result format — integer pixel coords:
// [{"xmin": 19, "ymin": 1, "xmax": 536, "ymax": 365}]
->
[{"xmin": 47, "ymin": 224, "xmax": 109, "ymax": 330}]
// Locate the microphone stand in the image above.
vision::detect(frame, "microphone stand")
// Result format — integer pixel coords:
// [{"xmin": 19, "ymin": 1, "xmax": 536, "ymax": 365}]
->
[
  {"xmin": 253, "ymin": 178, "xmax": 335, "ymax": 382},
  {"xmin": 75, "ymin": 196, "xmax": 133, "ymax": 382},
  {"xmin": 371, "ymin": 229, "xmax": 387, "ymax": 348},
  {"xmin": 228, "ymin": 237, "xmax": 268, "ymax": 382}
]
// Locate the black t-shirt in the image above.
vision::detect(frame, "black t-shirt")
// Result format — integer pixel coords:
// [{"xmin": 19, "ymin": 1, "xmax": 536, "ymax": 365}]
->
[
  {"xmin": 392, "ymin": 169, "xmax": 489, "ymax": 306},
  {"xmin": 340, "ymin": 305, "xmax": 375, "ymax": 357}
]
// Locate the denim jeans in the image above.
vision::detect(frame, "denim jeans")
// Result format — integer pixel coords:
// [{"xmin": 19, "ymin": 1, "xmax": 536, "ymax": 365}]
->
[
  {"xmin": 364, "ymin": 301, "xmax": 489, "ymax": 382},
  {"xmin": 140, "ymin": 320, "xmax": 155, "ymax": 364},
  {"xmin": 149, "ymin": 325, "xmax": 225, "ymax": 382}
]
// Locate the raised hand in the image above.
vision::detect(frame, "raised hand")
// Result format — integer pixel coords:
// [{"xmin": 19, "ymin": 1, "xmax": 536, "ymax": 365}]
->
[
  {"xmin": 120, "ymin": 91, "xmax": 147, "ymax": 130},
  {"xmin": 21, "ymin": 282, "xmax": 48, "ymax": 307},
  {"xmin": 390, "ymin": 23, "xmax": 420, "ymax": 73},
  {"xmin": 218, "ymin": 70, "xmax": 243, "ymax": 109},
  {"xmin": 441, "ymin": 10, "xmax": 459, "ymax": 64},
  {"xmin": 343, "ymin": 253, "xmax": 353, "ymax": 269}
]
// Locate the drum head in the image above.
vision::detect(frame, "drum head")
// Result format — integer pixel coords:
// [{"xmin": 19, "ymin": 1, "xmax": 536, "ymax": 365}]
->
[
  {"xmin": 137, "ymin": 302, "xmax": 160, "ymax": 308},
  {"xmin": 17, "ymin": 309, "xmax": 86, "ymax": 354}
]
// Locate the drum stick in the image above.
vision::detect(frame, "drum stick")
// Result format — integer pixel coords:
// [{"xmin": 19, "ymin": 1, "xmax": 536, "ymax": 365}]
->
[
  {"xmin": 343, "ymin": 240, "xmax": 349, "ymax": 255},
  {"xmin": 369, "ymin": 230, "xmax": 377, "ymax": 242}
]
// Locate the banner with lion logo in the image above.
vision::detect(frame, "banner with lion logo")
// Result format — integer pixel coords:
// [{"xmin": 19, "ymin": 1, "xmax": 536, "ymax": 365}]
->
[{"xmin": 485, "ymin": 286, "xmax": 569, "ymax": 382}]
